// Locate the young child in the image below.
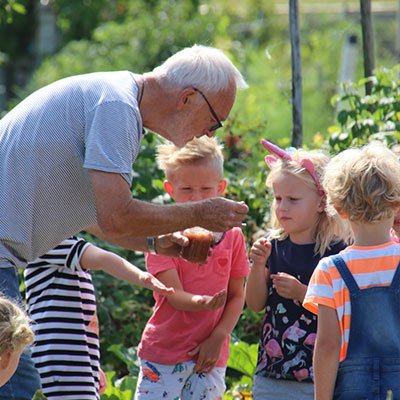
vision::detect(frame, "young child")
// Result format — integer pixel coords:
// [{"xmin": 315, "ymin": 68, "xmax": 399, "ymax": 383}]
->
[
  {"xmin": 0, "ymin": 295, "xmax": 34, "ymax": 387},
  {"xmin": 25, "ymin": 236, "xmax": 174, "ymax": 400},
  {"xmin": 135, "ymin": 137, "xmax": 250, "ymax": 400},
  {"xmin": 303, "ymin": 142, "xmax": 400, "ymax": 400},
  {"xmin": 391, "ymin": 145, "xmax": 400, "ymax": 243},
  {"xmin": 391, "ymin": 208, "xmax": 400, "ymax": 243},
  {"xmin": 245, "ymin": 140, "xmax": 349, "ymax": 400}
]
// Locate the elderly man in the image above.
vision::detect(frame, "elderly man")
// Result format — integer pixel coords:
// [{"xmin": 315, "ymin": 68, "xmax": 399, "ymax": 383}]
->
[{"xmin": 0, "ymin": 44, "xmax": 248, "ymax": 399}]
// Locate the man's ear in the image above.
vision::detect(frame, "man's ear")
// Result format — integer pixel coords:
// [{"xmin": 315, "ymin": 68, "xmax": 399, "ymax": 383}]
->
[
  {"xmin": 218, "ymin": 179, "xmax": 227, "ymax": 195},
  {"xmin": 163, "ymin": 180, "xmax": 175, "ymax": 198},
  {"xmin": 0, "ymin": 351, "xmax": 12, "ymax": 370},
  {"xmin": 177, "ymin": 88, "xmax": 196, "ymax": 110}
]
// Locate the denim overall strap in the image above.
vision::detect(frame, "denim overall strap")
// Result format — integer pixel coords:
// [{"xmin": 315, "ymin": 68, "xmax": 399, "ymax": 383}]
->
[
  {"xmin": 332, "ymin": 255, "xmax": 400, "ymax": 400},
  {"xmin": 390, "ymin": 260, "xmax": 400, "ymax": 290},
  {"xmin": 331, "ymin": 255, "xmax": 360, "ymax": 295}
]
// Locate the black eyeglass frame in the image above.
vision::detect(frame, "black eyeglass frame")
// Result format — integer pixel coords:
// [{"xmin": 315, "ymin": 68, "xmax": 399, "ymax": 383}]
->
[{"xmin": 193, "ymin": 87, "xmax": 223, "ymax": 132}]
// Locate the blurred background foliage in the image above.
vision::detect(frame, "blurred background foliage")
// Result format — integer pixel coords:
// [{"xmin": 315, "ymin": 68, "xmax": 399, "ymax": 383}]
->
[{"xmin": 2, "ymin": 0, "xmax": 400, "ymax": 398}]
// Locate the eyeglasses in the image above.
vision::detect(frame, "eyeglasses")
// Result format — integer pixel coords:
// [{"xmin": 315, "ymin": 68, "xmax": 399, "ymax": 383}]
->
[{"xmin": 193, "ymin": 87, "xmax": 223, "ymax": 132}]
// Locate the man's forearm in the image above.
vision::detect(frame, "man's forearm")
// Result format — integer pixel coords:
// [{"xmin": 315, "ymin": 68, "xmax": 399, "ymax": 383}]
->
[
  {"xmin": 85, "ymin": 224, "xmax": 149, "ymax": 252},
  {"xmin": 99, "ymin": 199, "xmax": 197, "ymax": 238}
]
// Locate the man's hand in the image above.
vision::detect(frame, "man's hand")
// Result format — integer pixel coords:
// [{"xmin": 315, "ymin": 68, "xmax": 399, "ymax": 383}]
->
[
  {"xmin": 155, "ymin": 232, "xmax": 189, "ymax": 257},
  {"xmin": 196, "ymin": 198, "xmax": 248, "ymax": 232}
]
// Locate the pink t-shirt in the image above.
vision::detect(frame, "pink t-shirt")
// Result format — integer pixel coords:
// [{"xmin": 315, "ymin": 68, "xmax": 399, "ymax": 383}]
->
[{"xmin": 138, "ymin": 227, "xmax": 250, "ymax": 367}]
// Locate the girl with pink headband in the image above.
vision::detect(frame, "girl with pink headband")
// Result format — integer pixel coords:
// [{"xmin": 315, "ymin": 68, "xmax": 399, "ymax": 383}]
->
[{"xmin": 245, "ymin": 139, "xmax": 351, "ymax": 400}]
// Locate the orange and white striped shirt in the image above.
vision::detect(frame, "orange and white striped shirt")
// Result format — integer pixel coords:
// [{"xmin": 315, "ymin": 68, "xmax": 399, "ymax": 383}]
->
[{"xmin": 303, "ymin": 241, "xmax": 400, "ymax": 361}]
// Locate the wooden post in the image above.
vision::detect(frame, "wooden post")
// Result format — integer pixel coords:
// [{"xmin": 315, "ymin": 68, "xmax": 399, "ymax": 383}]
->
[
  {"xmin": 360, "ymin": 0, "xmax": 375, "ymax": 95},
  {"xmin": 289, "ymin": 0, "xmax": 303, "ymax": 148},
  {"xmin": 396, "ymin": 0, "xmax": 400, "ymax": 60}
]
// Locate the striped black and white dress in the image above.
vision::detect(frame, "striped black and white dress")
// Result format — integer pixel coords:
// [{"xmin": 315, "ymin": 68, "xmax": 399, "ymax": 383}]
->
[{"xmin": 25, "ymin": 236, "xmax": 100, "ymax": 400}]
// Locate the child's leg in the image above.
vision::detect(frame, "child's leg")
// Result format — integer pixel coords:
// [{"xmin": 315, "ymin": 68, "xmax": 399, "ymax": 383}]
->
[
  {"xmin": 134, "ymin": 359, "xmax": 193, "ymax": 400},
  {"xmin": 181, "ymin": 367, "xmax": 226, "ymax": 400}
]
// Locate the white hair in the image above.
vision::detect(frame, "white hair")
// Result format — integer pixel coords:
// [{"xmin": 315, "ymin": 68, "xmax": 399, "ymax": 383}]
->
[{"xmin": 153, "ymin": 44, "xmax": 248, "ymax": 92}]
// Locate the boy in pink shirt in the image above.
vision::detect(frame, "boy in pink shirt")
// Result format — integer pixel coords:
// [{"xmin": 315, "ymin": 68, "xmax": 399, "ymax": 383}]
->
[{"xmin": 135, "ymin": 137, "xmax": 250, "ymax": 399}]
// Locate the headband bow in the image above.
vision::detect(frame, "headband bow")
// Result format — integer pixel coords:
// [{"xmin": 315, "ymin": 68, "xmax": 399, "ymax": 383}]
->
[{"xmin": 261, "ymin": 139, "xmax": 325, "ymax": 197}]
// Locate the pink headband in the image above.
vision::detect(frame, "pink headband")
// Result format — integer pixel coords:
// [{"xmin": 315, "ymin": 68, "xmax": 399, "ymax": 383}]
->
[{"xmin": 261, "ymin": 139, "xmax": 325, "ymax": 197}]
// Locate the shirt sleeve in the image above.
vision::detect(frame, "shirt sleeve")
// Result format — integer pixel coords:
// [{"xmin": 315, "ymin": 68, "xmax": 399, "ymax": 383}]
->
[
  {"xmin": 303, "ymin": 256, "xmax": 336, "ymax": 315},
  {"xmin": 229, "ymin": 228, "xmax": 250, "ymax": 278},
  {"xmin": 33, "ymin": 236, "xmax": 91, "ymax": 272},
  {"xmin": 145, "ymin": 253, "xmax": 179, "ymax": 276},
  {"xmin": 84, "ymin": 101, "xmax": 142, "ymax": 186}
]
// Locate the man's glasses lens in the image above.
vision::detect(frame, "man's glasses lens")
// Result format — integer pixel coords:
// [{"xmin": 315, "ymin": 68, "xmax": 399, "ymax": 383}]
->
[{"xmin": 193, "ymin": 88, "xmax": 223, "ymax": 131}]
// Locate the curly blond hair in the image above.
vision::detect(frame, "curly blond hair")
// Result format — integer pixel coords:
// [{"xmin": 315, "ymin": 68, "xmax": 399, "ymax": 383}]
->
[
  {"xmin": 156, "ymin": 136, "xmax": 224, "ymax": 181},
  {"xmin": 323, "ymin": 141, "xmax": 400, "ymax": 223},
  {"xmin": 266, "ymin": 148, "xmax": 351, "ymax": 256},
  {"xmin": 0, "ymin": 295, "xmax": 34, "ymax": 357}
]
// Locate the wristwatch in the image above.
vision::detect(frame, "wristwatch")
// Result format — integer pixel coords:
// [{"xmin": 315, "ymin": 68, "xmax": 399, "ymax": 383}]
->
[{"xmin": 146, "ymin": 236, "xmax": 157, "ymax": 254}]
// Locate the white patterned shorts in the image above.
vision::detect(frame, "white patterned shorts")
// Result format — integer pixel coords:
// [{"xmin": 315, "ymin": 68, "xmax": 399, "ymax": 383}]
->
[{"xmin": 134, "ymin": 359, "xmax": 226, "ymax": 400}]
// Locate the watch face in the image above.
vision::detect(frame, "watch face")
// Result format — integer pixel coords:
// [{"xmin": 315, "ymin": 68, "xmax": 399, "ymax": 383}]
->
[{"xmin": 147, "ymin": 236, "xmax": 157, "ymax": 254}]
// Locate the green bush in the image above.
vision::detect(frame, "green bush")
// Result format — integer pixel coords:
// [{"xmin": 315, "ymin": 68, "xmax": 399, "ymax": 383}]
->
[{"xmin": 328, "ymin": 64, "xmax": 400, "ymax": 153}]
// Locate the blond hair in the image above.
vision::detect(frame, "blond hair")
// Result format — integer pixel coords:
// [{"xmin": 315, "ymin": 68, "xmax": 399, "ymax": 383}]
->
[
  {"xmin": 156, "ymin": 136, "xmax": 224, "ymax": 181},
  {"xmin": 0, "ymin": 296, "xmax": 34, "ymax": 357},
  {"xmin": 323, "ymin": 141, "xmax": 400, "ymax": 223},
  {"xmin": 266, "ymin": 148, "xmax": 350, "ymax": 256}
]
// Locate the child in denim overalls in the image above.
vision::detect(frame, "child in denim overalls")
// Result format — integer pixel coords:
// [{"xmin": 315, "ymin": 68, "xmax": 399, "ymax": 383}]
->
[{"xmin": 304, "ymin": 142, "xmax": 400, "ymax": 400}]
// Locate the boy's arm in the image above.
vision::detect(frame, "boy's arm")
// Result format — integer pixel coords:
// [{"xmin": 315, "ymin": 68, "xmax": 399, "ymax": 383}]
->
[
  {"xmin": 189, "ymin": 277, "xmax": 245, "ymax": 373},
  {"xmin": 314, "ymin": 304, "xmax": 341, "ymax": 400},
  {"xmin": 155, "ymin": 269, "xmax": 227, "ymax": 311},
  {"xmin": 79, "ymin": 244, "xmax": 174, "ymax": 295}
]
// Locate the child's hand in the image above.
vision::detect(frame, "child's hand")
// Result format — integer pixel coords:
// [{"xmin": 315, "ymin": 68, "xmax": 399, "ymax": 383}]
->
[
  {"xmin": 188, "ymin": 334, "xmax": 225, "ymax": 373},
  {"xmin": 193, "ymin": 290, "xmax": 227, "ymax": 310},
  {"xmin": 270, "ymin": 272, "xmax": 307, "ymax": 301},
  {"xmin": 98, "ymin": 368, "xmax": 107, "ymax": 395},
  {"xmin": 249, "ymin": 237, "xmax": 271, "ymax": 267},
  {"xmin": 140, "ymin": 272, "xmax": 175, "ymax": 296}
]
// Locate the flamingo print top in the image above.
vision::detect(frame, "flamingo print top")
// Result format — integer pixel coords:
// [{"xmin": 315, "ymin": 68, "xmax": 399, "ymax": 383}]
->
[{"xmin": 255, "ymin": 238, "xmax": 346, "ymax": 382}]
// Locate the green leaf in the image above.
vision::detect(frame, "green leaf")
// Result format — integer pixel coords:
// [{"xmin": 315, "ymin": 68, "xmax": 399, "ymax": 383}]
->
[
  {"xmin": 337, "ymin": 110, "xmax": 348, "ymax": 125},
  {"xmin": 31, "ymin": 390, "xmax": 48, "ymax": 400},
  {"xmin": 11, "ymin": 2, "xmax": 25, "ymax": 14},
  {"xmin": 227, "ymin": 340, "xmax": 258, "ymax": 378}
]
